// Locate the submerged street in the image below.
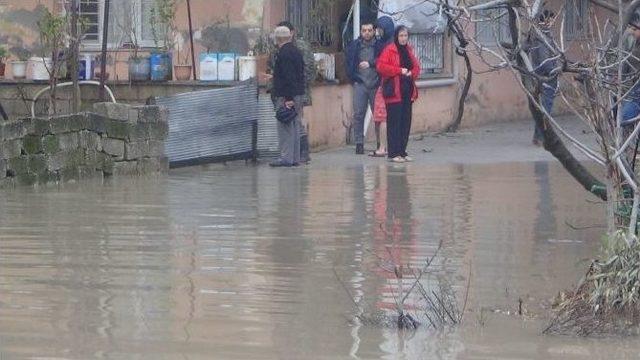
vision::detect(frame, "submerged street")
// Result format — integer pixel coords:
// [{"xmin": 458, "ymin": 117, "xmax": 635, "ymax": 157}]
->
[{"xmin": 1, "ymin": 118, "xmax": 637, "ymax": 359}]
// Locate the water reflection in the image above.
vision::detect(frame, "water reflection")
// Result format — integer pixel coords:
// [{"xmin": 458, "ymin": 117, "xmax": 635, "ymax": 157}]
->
[{"xmin": 0, "ymin": 161, "xmax": 631, "ymax": 359}]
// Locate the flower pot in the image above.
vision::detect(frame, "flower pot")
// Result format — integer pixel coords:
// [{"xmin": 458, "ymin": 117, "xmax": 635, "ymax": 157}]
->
[
  {"xmin": 11, "ymin": 61, "xmax": 27, "ymax": 79},
  {"xmin": 93, "ymin": 70, "xmax": 110, "ymax": 81},
  {"xmin": 173, "ymin": 64, "xmax": 192, "ymax": 81},
  {"xmin": 128, "ymin": 57, "xmax": 150, "ymax": 81},
  {"xmin": 150, "ymin": 51, "xmax": 172, "ymax": 81},
  {"xmin": 27, "ymin": 57, "xmax": 52, "ymax": 81}
]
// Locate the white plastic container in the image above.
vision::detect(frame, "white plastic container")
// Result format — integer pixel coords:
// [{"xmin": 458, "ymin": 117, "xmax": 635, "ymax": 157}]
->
[
  {"xmin": 28, "ymin": 57, "xmax": 52, "ymax": 81},
  {"xmin": 199, "ymin": 53, "xmax": 218, "ymax": 81},
  {"xmin": 217, "ymin": 53, "xmax": 236, "ymax": 81},
  {"xmin": 10, "ymin": 61, "xmax": 27, "ymax": 79},
  {"xmin": 237, "ymin": 56, "xmax": 256, "ymax": 81}
]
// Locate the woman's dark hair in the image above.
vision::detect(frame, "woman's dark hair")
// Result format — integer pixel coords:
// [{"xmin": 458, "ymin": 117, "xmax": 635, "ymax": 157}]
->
[{"xmin": 394, "ymin": 25, "xmax": 409, "ymax": 43}]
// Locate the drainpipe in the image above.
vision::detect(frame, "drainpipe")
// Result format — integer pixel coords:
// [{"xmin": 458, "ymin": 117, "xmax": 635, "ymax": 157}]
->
[
  {"xmin": 186, "ymin": 0, "xmax": 197, "ymax": 80},
  {"xmin": 353, "ymin": 0, "xmax": 360, "ymax": 40},
  {"xmin": 99, "ymin": 0, "xmax": 110, "ymax": 101}
]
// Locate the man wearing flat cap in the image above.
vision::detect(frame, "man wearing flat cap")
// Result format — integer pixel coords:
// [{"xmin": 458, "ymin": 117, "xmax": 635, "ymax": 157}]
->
[{"xmin": 270, "ymin": 26, "xmax": 306, "ymax": 167}]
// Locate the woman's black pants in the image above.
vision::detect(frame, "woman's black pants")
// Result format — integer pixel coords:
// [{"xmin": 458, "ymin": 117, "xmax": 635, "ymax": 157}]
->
[{"xmin": 386, "ymin": 98, "xmax": 413, "ymax": 158}]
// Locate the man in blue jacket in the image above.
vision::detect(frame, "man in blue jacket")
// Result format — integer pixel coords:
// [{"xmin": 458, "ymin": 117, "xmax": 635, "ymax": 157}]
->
[
  {"xmin": 345, "ymin": 16, "xmax": 395, "ymax": 155},
  {"xmin": 346, "ymin": 19, "xmax": 381, "ymax": 155}
]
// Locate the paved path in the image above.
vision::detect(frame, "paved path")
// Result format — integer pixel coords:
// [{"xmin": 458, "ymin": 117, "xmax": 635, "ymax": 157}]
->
[{"xmin": 311, "ymin": 116, "xmax": 596, "ymax": 166}]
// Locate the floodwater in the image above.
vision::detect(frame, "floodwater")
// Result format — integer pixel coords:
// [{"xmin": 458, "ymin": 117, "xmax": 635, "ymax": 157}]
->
[{"xmin": 0, "ymin": 161, "xmax": 637, "ymax": 359}]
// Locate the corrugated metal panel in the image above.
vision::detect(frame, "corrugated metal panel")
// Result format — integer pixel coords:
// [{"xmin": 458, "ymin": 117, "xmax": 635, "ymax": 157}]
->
[
  {"xmin": 257, "ymin": 94, "xmax": 279, "ymax": 159},
  {"xmin": 154, "ymin": 82, "xmax": 258, "ymax": 166}
]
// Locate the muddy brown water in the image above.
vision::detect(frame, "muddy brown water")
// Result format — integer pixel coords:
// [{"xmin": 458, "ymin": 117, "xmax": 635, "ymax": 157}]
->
[{"xmin": 0, "ymin": 161, "xmax": 637, "ymax": 359}]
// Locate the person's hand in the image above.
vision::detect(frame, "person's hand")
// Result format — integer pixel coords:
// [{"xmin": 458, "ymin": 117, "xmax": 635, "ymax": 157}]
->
[
  {"xmin": 259, "ymin": 73, "xmax": 273, "ymax": 85},
  {"xmin": 359, "ymin": 61, "xmax": 370, "ymax": 69},
  {"xmin": 285, "ymin": 100, "xmax": 295, "ymax": 109},
  {"xmin": 406, "ymin": 70, "xmax": 412, "ymax": 77},
  {"xmin": 401, "ymin": 68, "xmax": 409, "ymax": 75}
]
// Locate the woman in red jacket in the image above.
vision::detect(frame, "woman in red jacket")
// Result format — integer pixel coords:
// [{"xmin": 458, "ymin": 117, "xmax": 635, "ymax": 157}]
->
[{"xmin": 376, "ymin": 26, "xmax": 421, "ymax": 163}]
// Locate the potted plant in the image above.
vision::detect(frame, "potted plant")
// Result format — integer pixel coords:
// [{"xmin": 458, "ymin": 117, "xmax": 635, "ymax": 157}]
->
[
  {"xmin": 37, "ymin": 8, "xmax": 68, "ymax": 115},
  {"xmin": 252, "ymin": 32, "xmax": 274, "ymax": 85},
  {"xmin": 150, "ymin": 0, "xmax": 176, "ymax": 81},
  {"xmin": 10, "ymin": 47, "xmax": 30, "ymax": 79},
  {"xmin": 173, "ymin": 36, "xmax": 192, "ymax": 81},
  {"xmin": 117, "ymin": 9, "xmax": 150, "ymax": 81},
  {"xmin": 93, "ymin": 54, "xmax": 111, "ymax": 81}
]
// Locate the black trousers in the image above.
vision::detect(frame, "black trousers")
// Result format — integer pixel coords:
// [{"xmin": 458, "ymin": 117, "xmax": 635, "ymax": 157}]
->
[{"xmin": 386, "ymin": 98, "xmax": 413, "ymax": 158}]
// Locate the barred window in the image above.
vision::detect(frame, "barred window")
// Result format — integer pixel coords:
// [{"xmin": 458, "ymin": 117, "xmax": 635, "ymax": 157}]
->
[
  {"xmin": 565, "ymin": 0, "xmax": 589, "ymax": 39},
  {"xmin": 475, "ymin": 9, "xmax": 510, "ymax": 46},
  {"xmin": 409, "ymin": 33, "xmax": 445, "ymax": 77},
  {"xmin": 62, "ymin": 0, "xmax": 158, "ymax": 48},
  {"xmin": 287, "ymin": 0, "xmax": 335, "ymax": 48},
  {"xmin": 79, "ymin": 0, "xmax": 100, "ymax": 43}
]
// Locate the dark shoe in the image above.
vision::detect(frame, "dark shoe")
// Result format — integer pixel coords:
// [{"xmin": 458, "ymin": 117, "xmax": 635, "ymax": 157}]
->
[
  {"xmin": 269, "ymin": 160, "xmax": 293, "ymax": 167},
  {"xmin": 356, "ymin": 144, "xmax": 364, "ymax": 155}
]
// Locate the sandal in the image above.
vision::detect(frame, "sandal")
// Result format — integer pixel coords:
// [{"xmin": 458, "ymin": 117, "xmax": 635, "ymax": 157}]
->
[{"xmin": 368, "ymin": 149, "xmax": 388, "ymax": 157}]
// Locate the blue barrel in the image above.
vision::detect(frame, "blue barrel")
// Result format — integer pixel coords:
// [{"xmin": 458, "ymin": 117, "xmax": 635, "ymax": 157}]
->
[{"xmin": 150, "ymin": 52, "xmax": 171, "ymax": 81}]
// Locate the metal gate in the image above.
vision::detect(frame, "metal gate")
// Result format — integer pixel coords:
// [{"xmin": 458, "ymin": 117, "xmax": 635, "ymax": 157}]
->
[{"xmin": 153, "ymin": 82, "xmax": 259, "ymax": 167}]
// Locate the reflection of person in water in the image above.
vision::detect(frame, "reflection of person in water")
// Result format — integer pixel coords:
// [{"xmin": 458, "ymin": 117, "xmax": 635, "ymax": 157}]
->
[
  {"xmin": 372, "ymin": 167, "xmax": 416, "ymax": 311},
  {"xmin": 534, "ymin": 161, "xmax": 556, "ymax": 242}
]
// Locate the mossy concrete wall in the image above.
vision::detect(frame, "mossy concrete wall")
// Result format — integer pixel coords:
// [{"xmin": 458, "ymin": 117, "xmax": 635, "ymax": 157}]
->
[{"xmin": 0, "ymin": 103, "xmax": 168, "ymax": 188}]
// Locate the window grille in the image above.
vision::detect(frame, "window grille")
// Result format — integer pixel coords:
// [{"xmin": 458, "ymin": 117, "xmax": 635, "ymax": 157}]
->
[
  {"xmin": 475, "ymin": 9, "xmax": 510, "ymax": 46},
  {"xmin": 564, "ymin": 0, "xmax": 589, "ymax": 39},
  {"xmin": 287, "ymin": 0, "xmax": 335, "ymax": 48},
  {"xmin": 409, "ymin": 33, "xmax": 445, "ymax": 76}
]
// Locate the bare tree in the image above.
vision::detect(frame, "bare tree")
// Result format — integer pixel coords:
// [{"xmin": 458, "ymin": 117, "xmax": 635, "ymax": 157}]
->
[{"xmin": 374, "ymin": 0, "xmax": 640, "ymax": 333}]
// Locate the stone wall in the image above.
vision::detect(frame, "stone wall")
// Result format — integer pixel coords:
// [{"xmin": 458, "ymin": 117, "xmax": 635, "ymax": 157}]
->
[{"xmin": 0, "ymin": 103, "xmax": 168, "ymax": 188}]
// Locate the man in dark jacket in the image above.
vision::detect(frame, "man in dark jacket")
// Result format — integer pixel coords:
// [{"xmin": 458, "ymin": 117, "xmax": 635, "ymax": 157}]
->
[
  {"xmin": 621, "ymin": 12, "xmax": 640, "ymax": 126},
  {"xmin": 270, "ymin": 26, "xmax": 306, "ymax": 167},
  {"xmin": 526, "ymin": 10, "xmax": 558, "ymax": 146},
  {"xmin": 266, "ymin": 21, "xmax": 315, "ymax": 164},
  {"xmin": 346, "ymin": 20, "xmax": 381, "ymax": 155}
]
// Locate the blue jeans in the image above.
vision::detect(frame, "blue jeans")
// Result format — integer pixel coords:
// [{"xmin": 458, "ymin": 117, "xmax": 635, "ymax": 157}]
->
[
  {"xmin": 534, "ymin": 82, "xmax": 557, "ymax": 141},
  {"xmin": 622, "ymin": 100, "xmax": 640, "ymax": 127},
  {"xmin": 352, "ymin": 82, "xmax": 377, "ymax": 145}
]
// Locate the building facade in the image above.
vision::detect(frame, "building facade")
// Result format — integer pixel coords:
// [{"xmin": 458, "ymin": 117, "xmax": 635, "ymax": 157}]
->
[{"xmin": 0, "ymin": 0, "xmax": 595, "ymax": 150}]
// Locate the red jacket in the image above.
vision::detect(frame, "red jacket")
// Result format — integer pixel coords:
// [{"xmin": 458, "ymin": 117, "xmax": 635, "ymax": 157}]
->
[{"xmin": 376, "ymin": 43, "xmax": 421, "ymax": 104}]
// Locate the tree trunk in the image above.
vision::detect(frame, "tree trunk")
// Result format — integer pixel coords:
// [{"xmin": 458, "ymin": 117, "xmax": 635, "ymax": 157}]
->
[
  {"xmin": 445, "ymin": 51, "xmax": 472, "ymax": 133},
  {"xmin": 528, "ymin": 99, "xmax": 607, "ymax": 200}
]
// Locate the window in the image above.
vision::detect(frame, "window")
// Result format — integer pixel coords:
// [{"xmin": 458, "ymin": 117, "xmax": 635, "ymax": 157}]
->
[
  {"xmin": 475, "ymin": 9, "xmax": 510, "ymax": 46},
  {"xmin": 409, "ymin": 33, "xmax": 445, "ymax": 77},
  {"xmin": 79, "ymin": 0, "xmax": 100, "ymax": 43},
  {"xmin": 565, "ymin": 0, "xmax": 589, "ymax": 39},
  {"xmin": 63, "ymin": 0, "xmax": 158, "ymax": 48},
  {"xmin": 287, "ymin": 0, "xmax": 335, "ymax": 48},
  {"xmin": 108, "ymin": 0, "xmax": 157, "ymax": 48}
]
